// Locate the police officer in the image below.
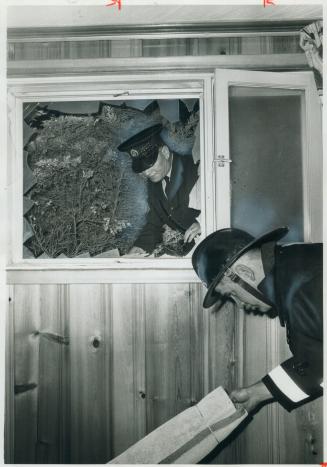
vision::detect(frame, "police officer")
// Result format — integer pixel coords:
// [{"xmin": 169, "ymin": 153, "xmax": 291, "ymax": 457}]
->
[
  {"xmin": 192, "ymin": 227, "xmax": 323, "ymax": 412},
  {"xmin": 118, "ymin": 124, "xmax": 201, "ymax": 255}
]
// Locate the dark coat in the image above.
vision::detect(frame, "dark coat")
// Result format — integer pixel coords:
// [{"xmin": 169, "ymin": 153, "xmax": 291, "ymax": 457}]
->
[
  {"xmin": 260, "ymin": 243, "xmax": 323, "ymax": 410},
  {"xmin": 134, "ymin": 153, "xmax": 200, "ymax": 253}
]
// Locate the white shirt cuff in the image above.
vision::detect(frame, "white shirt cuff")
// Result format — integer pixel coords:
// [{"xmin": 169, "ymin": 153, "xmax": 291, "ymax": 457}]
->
[{"xmin": 269, "ymin": 365, "xmax": 309, "ymax": 403}]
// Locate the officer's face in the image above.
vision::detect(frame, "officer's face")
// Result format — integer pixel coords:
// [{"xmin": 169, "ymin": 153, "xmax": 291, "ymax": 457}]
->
[
  {"xmin": 141, "ymin": 146, "xmax": 171, "ymax": 183},
  {"xmin": 215, "ymin": 277, "xmax": 271, "ymax": 313},
  {"xmin": 214, "ymin": 249, "xmax": 272, "ymax": 313}
]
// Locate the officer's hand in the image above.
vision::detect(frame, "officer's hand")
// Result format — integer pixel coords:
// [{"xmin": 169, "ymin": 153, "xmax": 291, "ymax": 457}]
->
[
  {"xmin": 127, "ymin": 247, "xmax": 148, "ymax": 256},
  {"xmin": 184, "ymin": 222, "xmax": 201, "ymax": 243},
  {"xmin": 230, "ymin": 381, "xmax": 274, "ymax": 413}
]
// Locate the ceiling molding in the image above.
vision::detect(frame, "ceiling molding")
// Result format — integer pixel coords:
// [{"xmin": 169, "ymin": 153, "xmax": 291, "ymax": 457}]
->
[{"xmin": 7, "ymin": 20, "xmax": 318, "ymax": 43}]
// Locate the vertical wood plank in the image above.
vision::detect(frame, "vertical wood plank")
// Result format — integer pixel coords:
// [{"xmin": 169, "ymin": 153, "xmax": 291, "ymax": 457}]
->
[
  {"xmin": 111, "ymin": 283, "xmax": 146, "ymax": 458},
  {"xmin": 5, "ymin": 286, "xmax": 15, "ymax": 464},
  {"xmin": 205, "ymin": 299, "xmax": 239, "ymax": 464},
  {"xmin": 69, "ymin": 284, "xmax": 112, "ymax": 463},
  {"xmin": 144, "ymin": 283, "xmax": 197, "ymax": 432},
  {"xmin": 35, "ymin": 285, "xmax": 68, "ymax": 463},
  {"xmin": 236, "ymin": 313, "xmax": 271, "ymax": 464},
  {"xmin": 58, "ymin": 284, "xmax": 71, "ymax": 464},
  {"xmin": 189, "ymin": 283, "xmax": 205, "ymax": 406},
  {"xmin": 13, "ymin": 284, "xmax": 40, "ymax": 464}
]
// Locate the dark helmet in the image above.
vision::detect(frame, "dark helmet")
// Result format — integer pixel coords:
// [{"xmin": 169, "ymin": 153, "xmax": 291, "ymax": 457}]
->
[
  {"xmin": 117, "ymin": 124, "xmax": 163, "ymax": 173},
  {"xmin": 192, "ymin": 227, "xmax": 289, "ymax": 308}
]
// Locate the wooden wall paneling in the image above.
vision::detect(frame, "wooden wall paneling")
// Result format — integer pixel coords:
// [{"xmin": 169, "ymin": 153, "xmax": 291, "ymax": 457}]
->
[
  {"xmin": 203, "ymin": 300, "xmax": 239, "ymax": 464},
  {"xmin": 35, "ymin": 284, "xmax": 69, "ymax": 463},
  {"xmin": 188, "ymin": 283, "xmax": 205, "ymax": 406},
  {"xmin": 275, "ymin": 325, "xmax": 323, "ymax": 463},
  {"xmin": 5, "ymin": 286, "xmax": 15, "ymax": 464},
  {"xmin": 235, "ymin": 312, "xmax": 272, "ymax": 464},
  {"xmin": 110, "ymin": 283, "xmax": 146, "ymax": 458},
  {"xmin": 69, "ymin": 283, "xmax": 112, "ymax": 464},
  {"xmin": 205, "ymin": 300, "xmax": 237, "ymax": 392},
  {"xmin": 13, "ymin": 284, "xmax": 40, "ymax": 464},
  {"xmin": 144, "ymin": 283, "xmax": 199, "ymax": 433},
  {"xmin": 58, "ymin": 284, "xmax": 71, "ymax": 464}
]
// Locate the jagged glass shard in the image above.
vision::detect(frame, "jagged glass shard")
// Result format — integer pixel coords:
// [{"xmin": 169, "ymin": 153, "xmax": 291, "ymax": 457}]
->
[
  {"xmin": 157, "ymin": 99, "xmax": 180, "ymax": 122},
  {"xmin": 103, "ymin": 100, "xmax": 153, "ymax": 111},
  {"xmin": 23, "ymin": 151, "xmax": 36, "ymax": 195},
  {"xmin": 23, "ymin": 218, "xmax": 34, "ymax": 243},
  {"xmin": 93, "ymin": 249, "xmax": 120, "ymax": 258},
  {"xmin": 23, "ymin": 121, "xmax": 36, "ymax": 146},
  {"xmin": 192, "ymin": 124, "xmax": 201, "ymax": 164},
  {"xmin": 23, "ymin": 196, "xmax": 34, "ymax": 215},
  {"xmin": 182, "ymin": 98, "xmax": 198, "ymax": 112},
  {"xmin": 47, "ymin": 101, "xmax": 100, "ymax": 114},
  {"xmin": 23, "ymin": 245, "xmax": 35, "ymax": 259},
  {"xmin": 38, "ymin": 253, "xmax": 51, "ymax": 259},
  {"xmin": 75, "ymin": 252, "xmax": 91, "ymax": 258}
]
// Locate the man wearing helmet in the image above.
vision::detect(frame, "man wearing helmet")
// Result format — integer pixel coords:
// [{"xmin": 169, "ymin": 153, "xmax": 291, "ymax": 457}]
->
[{"xmin": 192, "ymin": 227, "xmax": 323, "ymax": 412}]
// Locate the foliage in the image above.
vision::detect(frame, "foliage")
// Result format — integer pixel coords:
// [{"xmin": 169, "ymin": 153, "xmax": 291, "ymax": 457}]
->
[
  {"xmin": 24, "ymin": 100, "xmax": 199, "ymax": 258},
  {"xmin": 24, "ymin": 115, "xmax": 148, "ymax": 257},
  {"xmin": 153, "ymin": 224, "xmax": 194, "ymax": 257}
]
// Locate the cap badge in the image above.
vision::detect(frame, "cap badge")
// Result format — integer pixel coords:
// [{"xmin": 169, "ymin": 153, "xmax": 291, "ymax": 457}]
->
[{"xmin": 130, "ymin": 149, "xmax": 139, "ymax": 158}]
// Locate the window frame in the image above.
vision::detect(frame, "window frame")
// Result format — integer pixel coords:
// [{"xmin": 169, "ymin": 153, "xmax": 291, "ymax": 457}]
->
[
  {"xmin": 7, "ymin": 72, "xmax": 214, "ymax": 283},
  {"xmin": 214, "ymin": 69, "xmax": 322, "ymax": 242}
]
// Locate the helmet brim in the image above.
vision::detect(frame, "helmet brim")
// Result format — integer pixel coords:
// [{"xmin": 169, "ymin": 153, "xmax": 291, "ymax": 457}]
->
[{"xmin": 203, "ymin": 226, "xmax": 289, "ymax": 308}]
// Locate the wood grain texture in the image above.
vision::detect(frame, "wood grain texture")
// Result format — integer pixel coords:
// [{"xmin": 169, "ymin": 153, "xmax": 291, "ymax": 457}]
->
[
  {"xmin": 5, "ymin": 287, "xmax": 15, "ymax": 464},
  {"xmin": 235, "ymin": 313, "xmax": 272, "ymax": 464},
  {"xmin": 69, "ymin": 284, "xmax": 112, "ymax": 463},
  {"xmin": 111, "ymin": 283, "xmax": 146, "ymax": 457},
  {"xmin": 13, "ymin": 284, "xmax": 40, "ymax": 463},
  {"xmin": 35, "ymin": 285, "xmax": 67, "ymax": 463},
  {"xmin": 204, "ymin": 299, "xmax": 240, "ymax": 464},
  {"xmin": 144, "ymin": 283, "xmax": 202, "ymax": 433},
  {"xmin": 7, "ymin": 282, "xmax": 323, "ymax": 464}
]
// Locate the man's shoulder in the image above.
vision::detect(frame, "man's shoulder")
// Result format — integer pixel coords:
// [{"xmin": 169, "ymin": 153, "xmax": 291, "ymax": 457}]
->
[
  {"xmin": 277, "ymin": 242, "xmax": 322, "ymax": 259},
  {"xmin": 275, "ymin": 242, "xmax": 322, "ymax": 278}
]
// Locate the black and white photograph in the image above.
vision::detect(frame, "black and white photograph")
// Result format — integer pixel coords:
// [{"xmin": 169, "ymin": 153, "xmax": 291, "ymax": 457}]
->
[{"xmin": 2, "ymin": 0, "xmax": 324, "ymax": 464}]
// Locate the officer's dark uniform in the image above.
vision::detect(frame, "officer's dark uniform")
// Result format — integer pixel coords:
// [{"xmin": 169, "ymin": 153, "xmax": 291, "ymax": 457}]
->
[
  {"xmin": 134, "ymin": 153, "xmax": 199, "ymax": 253},
  {"xmin": 259, "ymin": 242, "xmax": 323, "ymax": 410},
  {"xmin": 118, "ymin": 123, "xmax": 200, "ymax": 254}
]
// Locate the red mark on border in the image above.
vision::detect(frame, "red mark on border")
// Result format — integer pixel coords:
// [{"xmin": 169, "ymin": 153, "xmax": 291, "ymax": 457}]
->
[
  {"xmin": 106, "ymin": 0, "xmax": 122, "ymax": 10},
  {"xmin": 263, "ymin": 0, "xmax": 275, "ymax": 6},
  {"xmin": 320, "ymin": 464, "xmax": 327, "ymax": 467}
]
